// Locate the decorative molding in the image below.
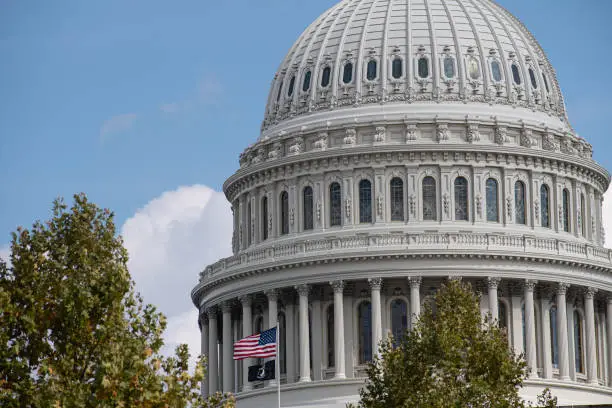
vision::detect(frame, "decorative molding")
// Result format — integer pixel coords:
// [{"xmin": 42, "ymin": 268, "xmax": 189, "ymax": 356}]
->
[
  {"xmin": 524, "ymin": 279, "xmax": 538, "ymax": 291},
  {"xmin": 295, "ymin": 284, "xmax": 310, "ymax": 297},
  {"xmin": 330, "ymin": 280, "xmax": 346, "ymax": 294},
  {"xmin": 368, "ymin": 278, "xmax": 383, "ymax": 290},
  {"xmin": 557, "ymin": 282, "xmax": 570, "ymax": 296},
  {"xmin": 408, "ymin": 276, "xmax": 423, "ymax": 288},
  {"xmin": 487, "ymin": 277, "xmax": 501, "ymax": 290}
]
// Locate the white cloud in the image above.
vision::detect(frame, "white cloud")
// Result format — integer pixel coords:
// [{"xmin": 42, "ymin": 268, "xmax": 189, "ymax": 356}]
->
[
  {"xmin": 121, "ymin": 185, "xmax": 233, "ymax": 366},
  {"xmin": 99, "ymin": 113, "xmax": 138, "ymax": 142},
  {"xmin": 603, "ymin": 188, "xmax": 612, "ymax": 249}
]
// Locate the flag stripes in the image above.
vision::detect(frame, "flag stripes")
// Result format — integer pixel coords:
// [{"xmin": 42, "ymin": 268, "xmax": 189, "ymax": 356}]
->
[{"xmin": 233, "ymin": 327, "xmax": 277, "ymax": 360}]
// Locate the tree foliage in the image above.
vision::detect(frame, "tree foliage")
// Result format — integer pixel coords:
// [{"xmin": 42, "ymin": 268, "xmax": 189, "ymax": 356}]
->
[
  {"xmin": 349, "ymin": 280, "xmax": 557, "ymax": 408},
  {"xmin": 0, "ymin": 193, "xmax": 234, "ymax": 408}
]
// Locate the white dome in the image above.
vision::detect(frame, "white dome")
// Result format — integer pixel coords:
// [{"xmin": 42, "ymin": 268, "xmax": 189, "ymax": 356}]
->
[{"xmin": 262, "ymin": 0, "xmax": 567, "ymax": 138}]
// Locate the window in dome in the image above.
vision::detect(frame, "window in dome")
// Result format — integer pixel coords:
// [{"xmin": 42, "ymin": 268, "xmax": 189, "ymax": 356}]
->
[
  {"xmin": 540, "ymin": 184, "xmax": 550, "ymax": 228},
  {"xmin": 390, "ymin": 299, "xmax": 408, "ymax": 348},
  {"xmin": 288, "ymin": 76, "xmax": 296, "ymax": 97},
  {"xmin": 491, "ymin": 60, "xmax": 502, "ymax": 82},
  {"xmin": 343, "ymin": 62, "xmax": 353, "ymax": 84},
  {"xmin": 330, "ymin": 182, "xmax": 342, "ymax": 227},
  {"xmin": 358, "ymin": 301, "xmax": 373, "ymax": 364},
  {"xmin": 276, "ymin": 81, "xmax": 284, "ymax": 102},
  {"xmin": 514, "ymin": 181, "xmax": 526, "ymax": 225},
  {"xmin": 326, "ymin": 305, "xmax": 334, "ymax": 368},
  {"xmin": 392, "ymin": 58, "xmax": 403, "ymax": 79},
  {"xmin": 454, "ymin": 177, "xmax": 469, "ymax": 221},
  {"xmin": 542, "ymin": 72, "xmax": 550, "ymax": 93},
  {"xmin": 303, "ymin": 186, "xmax": 314, "ymax": 231},
  {"xmin": 511, "ymin": 64, "xmax": 521, "ymax": 85},
  {"xmin": 550, "ymin": 306, "xmax": 559, "ymax": 369},
  {"xmin": 359, "ymin": 179, "xmax": 372, "ymax": 224},
  {"xmin": 302, "ymin": 70, "xmax": 312, "ymax": 92},
  {"xmin": 422, "ymin": 176, "xmax": 437, "ymax": 221},
  {"xmin": 443, "ymin": 57, "xmax": 455, "ymax": 79},
  {"xmin": 280, "ymin": 191, "xmax": 289, "ymax": 235},
  {"xmin": 580, "ymin": 193, "xmax": 586, "ymax": 237},
  {"xmin": 574, "ymin": 311, "xmax": 584, "ymax": 373},
  {"xmin": 468, "ymin": 57, "xmax": 480, "ymax": 80},
  {"xmin": 562, "ymin": 189, "xmax": 570, "ymax": 232},
  {"xmin": 390, "ymin": 177, "xmax": 404, "ymax": 222},
  {"xmin": 418, "ymin": 57, "xmax": 429, "ymax": 78},
  {"xmin": 366, "ymin": 60, "xmax": 377, "ymax": 81},
  {"xmin": 486, "ymin": 178, "xmax": 499, "ymax": 222},
  {"xmin": 529, "ymin": 68, "xmax": 538, "ymax": 89},
  {"xmin": 262, "ymin": 196, "xmax": 269, "ymax": 240},
  {"xmin": 321, "ymin": 66, "xmax": 332, "ymax": 87}
]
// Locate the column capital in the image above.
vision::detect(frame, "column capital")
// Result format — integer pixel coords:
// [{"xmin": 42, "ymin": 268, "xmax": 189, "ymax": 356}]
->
[
  {"xmin": 557, "ymin": 282, "xmax": 570, "ymax": 296},
  {"xmin": 524, "ymin": 279, "xmax": 538, "ymax": 291},
  {"xmin": 585, "ymin": 287, "xmax": 598, "ymax": 299},
  {"xmin": 265, "ymin": 289, "xmax": 280, "ymax": 301},
  {"xmin": 206, "ymin": 305, "xmax": 219, "ymax": 319},
  {"xmin": 221, "ymin": 301, "xmax": 233, "ymax": 314},
  {"xmin": 330, "ymin": 280, "xmax": 346, "ymax": 294},
  {"xmin": 408, "ymin": 276, "xmax": 422, "ymax": 288},
  {"xmin": 239, "ymin": 294, "xmax": 252, "ymax": 307},
  {"xmin": 295, "ymin": 284, "xmax": 310, "ymax": 297},
  {"xmin": 368, "ymin": 278, "xmax": 383, "ymax": 291},
  {"xmin": 487, "ymin": 277, "xmax": 501, "ymax": 290},
  {"xmin": 198, "ymin": 313, "xmax": 209, "ymax": 327}
]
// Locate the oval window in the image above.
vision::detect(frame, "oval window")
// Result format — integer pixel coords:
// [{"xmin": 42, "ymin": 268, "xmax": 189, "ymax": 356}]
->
[
  {"xmin": 288, "ymin": 76, "xmax": 295, "ymax": 97},
  {"xmin": 529, "ymin": 68, "xmax": 538, "ymax": 89},
  {"xmin": 418, "ymin": 57, "xmax": 429, "ymax": 78},
  {"xmin": 542, "ymin": 72, "xmax": 550, "ymax": 93},
  {"xmin": 468, "ymin": 58, "xmax": 480, "ymax": 80},
  {"xmin": 302, "ymin": 71, "xmax": 312, "ymax": 92},
  {"xmin": 511, "ymin": 64, "xmax": 521, "ymax": 85},
  {"xmin": 343, "ymin": 62, "xmax": 353, "ymax": 84},
  {"xmin": 392, "ymin": 58, "xmax": 403, "ymax": 79},
  {"xmin": 321, "ymin": 66, "xmax": 331, "ymax": 87},
  {"xmin": 367, "ymin": 60, "xmax": 377, "ymax": 81},
  {"xmin": 491, "ymin": 60, "xmax": 502, "ymax": 82},
  {"xmin": 443, "ymin": 57, "xmax": 455, "ymax": 78}
]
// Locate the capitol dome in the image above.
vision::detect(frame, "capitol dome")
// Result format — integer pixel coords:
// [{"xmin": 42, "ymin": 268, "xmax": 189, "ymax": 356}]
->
[{"xmin": 193, "ymin": 0, "xmax": 612, "ymax": 407}]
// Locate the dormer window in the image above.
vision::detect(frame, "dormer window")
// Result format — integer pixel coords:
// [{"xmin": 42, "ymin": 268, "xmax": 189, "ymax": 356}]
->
[
  {"xmin": 343, "ymin": 62, "xmax": 353, "ymax": 84},
  {"xmin": 511, "ymin": 64, "xmax": 521, "ymax": 85},
  {"xmin": 392, "ymin": 58, "xmax": 403, "ymax": 79},
  {"xmin": 443, "ymin": 57, "xmax": 455, "ymax": 79},
  {"xmin": 366, "ymin": 60, "xmax": 377, "ymax": 81},
  {"xmin": 529, "ymin": 68, "xmax": 538, "ymax": 89},
  {"xmin": 302, "ymin": 70, "xmax": 312, "ymax": 92},
  {"xmin": 321, "ymin": 66, "xmax": 331, "ymax": 87},
  {"xmin": 288, "ymin": 76, "xmax": 296, "ymax": 97},
  {"xmin": 468, "ymin": 57, "xmax": 480, "ymax": 80},
  {"xmin": 491, "ymin": 60, "xmax": 502, "ymax": 82},
  {"xmin": 418, "ymin": 57, "xmax": 429, "ymax": 78}
]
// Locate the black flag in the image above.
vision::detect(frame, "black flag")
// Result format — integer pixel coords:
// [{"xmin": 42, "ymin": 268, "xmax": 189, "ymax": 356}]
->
[{"xmin": 248, "ymin": 360, "xmax": 275, "ymax": 382}]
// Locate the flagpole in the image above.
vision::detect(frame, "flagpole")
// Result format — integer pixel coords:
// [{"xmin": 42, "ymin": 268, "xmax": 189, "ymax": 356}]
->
[{"xmin": 276, "ymin": 321, "xmax": 281, "ymax": 408}]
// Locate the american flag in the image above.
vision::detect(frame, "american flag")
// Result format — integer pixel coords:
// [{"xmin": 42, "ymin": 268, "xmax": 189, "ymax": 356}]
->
[{"xmin": 233, "ymin": 327, "xmax": 277, "ymax": 360}]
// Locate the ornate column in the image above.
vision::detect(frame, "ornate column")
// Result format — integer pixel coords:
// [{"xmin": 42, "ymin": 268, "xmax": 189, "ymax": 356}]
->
[
  {"xmin": 331, "ymin": 280, "xmax": 346, "ymax": 379},
  {"xmin": 488, "ymin": 277, "xmax": 500, "ymax": 323},
  {"xmin": 585, "ymin": 287, "xmax": 598, "ymax": 385},
  {"xmin": 296, "ymin": 284, "xmax": 311, "ymax": 382},
  {"xmin": 408, "ymin": 276, "xmax": 422, "ymax": 328},
  {"xmin": 607, "ymin": 297, "xmax": 612, "ymax": 387},
  {"xmin": 524, "ymin": 280, "xmax": 538, "ymax": 378},
  {"xmin": 239, "ymin": 295, "xmax": 253, "ymax": 392},
  {"xmin": 540, "ymin": 295, "xmax": 553, "ymax": 379},
  {"xmin": 207, "ymin": 306, "xmax": 219, "ymax": 393},
  {"xmin": 200, "ymin": 314, "xmax": 209, "ymax": 397},
  {"xmin": 222, "ymin": 302, "xmax": 234, "ymax": 393},
  {"xmin": 557, "ymin": 283, "xmax": 571, "ymax": 380},
  {"xmin": 265, "ymin": 289, "xmax": 279, "ymax": 386},
  {"xmin": 369, "ymin": 278, "xmax": 383, "ymax": 358}
]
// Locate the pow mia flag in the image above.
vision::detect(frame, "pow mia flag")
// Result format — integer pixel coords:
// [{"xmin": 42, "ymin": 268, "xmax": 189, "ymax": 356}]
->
[{"xmin": 248, "ymin": 360, "xmax": 275, "ymax": 382}]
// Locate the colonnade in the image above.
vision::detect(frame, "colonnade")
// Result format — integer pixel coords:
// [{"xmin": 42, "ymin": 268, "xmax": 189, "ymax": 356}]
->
[{"xmin": 199, "ymin": 277, "xmax": 612, "ymax": 396}]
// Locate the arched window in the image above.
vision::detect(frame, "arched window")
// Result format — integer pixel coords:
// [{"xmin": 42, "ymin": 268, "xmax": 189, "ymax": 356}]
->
[
  {"xmin": 358, "ymin": 301, "xmax": 373, "ymax": 364},
  {"xmin": 422, "ymin": 176, "xmax": 437, "ymax": 221},
  {"xmin": 580, "ymin": 193, "xmax": 586, "ymax": 236},
  {"xmin": 279, "ymin": 312, "xmax": 287, "ymax": 374},
  {"xmin": 326, "ymin": 305, "xmax": 334, "ymax": 368},
  {"xmin": 491, "ymin": 60, "xmax": 502, "ymax": 82},
  {"xmin": 574, "ymin": 311, "xmax": 584, "ymax": 373},
  {"xmin": 390, "ymin": 299, "xmax": 408, "ymax": 348},
  {"xmin": 511, "ymin": 64, "xmax": 521, "ymax": 85},
  {"xmin": 366, "ymin": 60, "xmax": 377, "ymax": 81},
  {"xmin": 302, "ymin": 70, "xmax": 312, "ymax": 92},
  {"xmin": 330, "ymin": 182, "xmax": 342, "ymax": 227},
  {"xmin": 321, "ymin": 66, "xmax": 331, "ymax": 87},
  {"xmin": 540, "ymin": 184, "xmax": 550, "ymax": 228},
  {"xmin": 454, "ymin": 177, "xmax": 469, "ymax": 221},
  {"xmin": 542, "ymin": 72, "xmax": 550, "ymax": 93},
  {"xmin": 486, "ymin": 178, "xmax": 499, "ymax": 222},
  {"xmin": 392, "ymin": 58, "xmax": 403, "ymax": 79},
  {"xmin": 343, "ymin": 62, "xmax": 353, "ymax": 84},
  {"xmin": 498, "ymin": 301, "xmax": 508, "ymax": 329},
  {"xmin": 550, "ymin": 306, "xmax": 558, "ymax": 368},
  {"xmin": 280, "ymin": 191, "xmax": 289, "ymax": 235},
  {"xmin": 390, "ymin": 177, "xmax": 404, "ymax": 222},
  {"xmin": 262, "ymin": 196, "xmax": 269, "ymax": 240},
  {"xmin": 247, "ymin": 201, "xmax": 252, "ymax": 246},
  {"xmin": 562, "ymin": 189, "xmax": 570, "ymax": 232},
  {"xmin": 468, "ymin": 57, "xmax": 480, "ymax": 80},
  {"xmin": 514, "ymin": 181, "xmax": 526, "ymax": 225},
  {"xmin": 359, "ymin": 179, "xmax": 373, "ymax": 224},
  {"xmin": 418, "ymin": 57, "xmax": 429, "ymax": 78},
  {"xmin": 529, "ymin": 68, "xmax": 538, "ymax": 89},
  {"xmin": 443, "ymin": 57, "xmax": 455, "ymax": 79},
  {"xmin": 303, "ymin": 187, "xmax": 314, "ymax": 231},
  {"xmin": 288, "ymin": 76, "xmax": 296, "ymax": 97},
  {"xmin": 276, "ymin": 80, "xmax": 284, "ymax": 102}
]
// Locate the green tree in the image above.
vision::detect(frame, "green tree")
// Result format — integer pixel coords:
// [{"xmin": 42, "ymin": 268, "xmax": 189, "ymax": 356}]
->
[
  {"xmin": 349, "ymin": 280, "xmax": 557, "ymax": 408},
  {"xmin": 0, "ymin": 193, "xmax": 234, "ymax": 408}
]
